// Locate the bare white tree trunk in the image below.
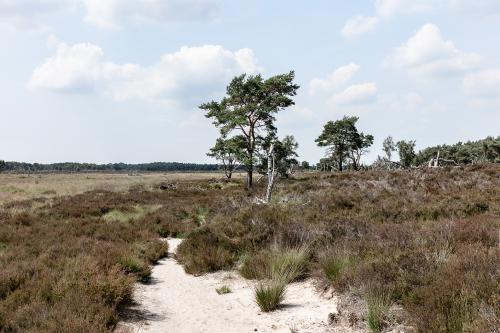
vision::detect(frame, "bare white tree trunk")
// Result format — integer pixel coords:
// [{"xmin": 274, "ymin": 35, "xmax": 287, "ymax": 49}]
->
[
  {"xmin": 265, "ymin": 143, "xmax": 276, "ymax": 203},
  {"xmin": 434, "ymin": 150, "xmax": 440, "ymax": 167}
]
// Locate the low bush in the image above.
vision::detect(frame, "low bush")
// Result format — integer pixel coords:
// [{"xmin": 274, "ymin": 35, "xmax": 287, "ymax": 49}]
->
[
  {"xmin": 119, "ymin": 256, "xmax": 151, "ymax": 282},
  {"xmin": 175, "ymin": 228, "xmax": 237, "ymax": 275}
]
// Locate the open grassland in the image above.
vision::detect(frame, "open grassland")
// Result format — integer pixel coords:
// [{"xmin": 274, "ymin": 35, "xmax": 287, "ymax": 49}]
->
[
  {"xmin": 0, "ymin": 166, "xmax": 499, "ymax": 332},
  {"xmin": 0, "ymin": 172, "xmax": 243, "ymax": 205}
]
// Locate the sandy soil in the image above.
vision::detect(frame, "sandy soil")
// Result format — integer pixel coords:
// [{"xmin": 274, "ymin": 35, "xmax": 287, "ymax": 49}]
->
[{"xmin": 117, "ymin": 239, "xmax": 362, "ymax": 333}]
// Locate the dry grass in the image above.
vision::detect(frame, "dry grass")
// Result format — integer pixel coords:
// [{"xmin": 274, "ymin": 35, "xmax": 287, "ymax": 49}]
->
[
  {"xmin": 0, "ymin": 172, "xmax": 243, "ymax": 205},
  {"xmin": 0, "ymin": 176, "xmax": 243, "ymax": 332}
]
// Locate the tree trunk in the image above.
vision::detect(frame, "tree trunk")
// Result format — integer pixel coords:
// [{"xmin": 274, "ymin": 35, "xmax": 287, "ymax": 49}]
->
[
  {"xmin": 338, "ymin": 156, "xmax": 343, "ymax": 172},
  {"xmin": 265, "ymin": 144, "xmax": 275, "ymax": 203},
  {"xmin": 247, "ymin": 168, "xmax": 253, "ymax": 189}
]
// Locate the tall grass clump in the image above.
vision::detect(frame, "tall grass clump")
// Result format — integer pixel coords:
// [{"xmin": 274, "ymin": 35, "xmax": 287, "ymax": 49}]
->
[
  {"xmin": 319, "ymin": 247, "xmax": 351, "ymax": 285},
  {"xmin": 254, "ymin": 280, "xmax": 287, "ymax": 312},
  {"xmin": 365, "ymin": 286, "xmax": 392, "ymax": 332},
  {"xmin": 268, "ymin": 245, "xmax": 309, "ymax": 283}
]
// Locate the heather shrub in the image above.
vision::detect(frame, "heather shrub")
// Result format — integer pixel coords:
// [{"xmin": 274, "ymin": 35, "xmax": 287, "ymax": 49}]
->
[{"xmin": 175, "ymin": 228, "xmax": 237, "ymax": 275}]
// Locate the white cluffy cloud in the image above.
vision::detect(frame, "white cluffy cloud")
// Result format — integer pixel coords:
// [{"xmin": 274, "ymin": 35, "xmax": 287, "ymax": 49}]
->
[
  {"xmin": 331, "ymin": 83, "xmax": 378, "ymax": 105},
  {"xmin": 29, "ymin": 38, "xmax": 262, "ymax": 106},
  {"xmin": 0, "ymin": 0, "xmax": 69, "ymax": 29},
  {"xmin": 463, "ymin": 69, "xmax": 500, "ymax": 102},
  {"xmin": 385, "ymin": 23, "xmax": 481, "ymax": 77},
  {"xmin": 341, "ymin": 16, "xmax": 379, "ymax": 39},
  {"xmin": 82, "ymin": 0, "xmax": 218, "ymax": 29},
  {"xmin": 449, "ymin": 0, "xmax": 500, "ymax": 16},
  {"xmin": 341, "ymin": 0, "xmax": 435, "ymax": 38},
  {"xmin": 309, "ymin": 64, "xmax": 377, "ymax": 106},
  {"xmin": 308, "ymin": 63, "xmax": 360, "ymax": 95},
  {"xmin": 0, "ymin": 0, "xmax": 218, "ymax": 30}
]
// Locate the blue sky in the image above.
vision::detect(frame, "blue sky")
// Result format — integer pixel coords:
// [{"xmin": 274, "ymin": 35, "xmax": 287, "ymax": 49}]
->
[{"xmin": 1, "ymin": 0, "xmax": 499, "ymax": 164}]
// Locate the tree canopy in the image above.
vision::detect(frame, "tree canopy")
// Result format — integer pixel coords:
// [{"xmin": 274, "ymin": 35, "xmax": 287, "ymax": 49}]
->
[
  {"xmin": 315, "ymin": 116, "xmax": 374, "ymax": 171},
  {"xmin": 207, "ymin": 135, "xmax": 246, "ymax": 178},
  {"xmin": 201, "ymin": 71, "xmax": 299, "ymax": 188}
]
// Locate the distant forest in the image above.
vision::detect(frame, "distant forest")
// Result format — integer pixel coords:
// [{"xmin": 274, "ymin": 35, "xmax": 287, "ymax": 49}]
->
[
  {"xmin": 415, "ymin": 136, "xmax": 500, "ymax": 165},
  {"xmin": 0, "ymin": 162, "xmax": 220, "ymax": 173},
  {"xmin": 0, "ymin": 136, "xmax": 498, "ymax": 174}
]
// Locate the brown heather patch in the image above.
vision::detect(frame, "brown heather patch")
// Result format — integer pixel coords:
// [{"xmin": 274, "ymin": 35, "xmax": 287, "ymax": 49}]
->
[
  {"xmin": 0, "ymin": 165, "xmax": 499, "ymax": 332},
  {"xmin": 0, "ymin": 178, "xmax": 244, "ymax": 332}
]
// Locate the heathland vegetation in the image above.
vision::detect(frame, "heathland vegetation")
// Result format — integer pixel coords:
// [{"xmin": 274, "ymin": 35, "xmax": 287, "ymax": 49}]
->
[{"xmin": 0, "ymin": 72, "xmax": 499, "ymax": 332}]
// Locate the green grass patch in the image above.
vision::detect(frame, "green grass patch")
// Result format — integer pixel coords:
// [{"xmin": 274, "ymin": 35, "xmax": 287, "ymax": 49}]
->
[
  {"xmin": 102, "ymin": 204, "xmax": 162, "ymax": 223},
  {"xmin": 216, "ymin": 285, "xmax": 231, "ymax": 295}
]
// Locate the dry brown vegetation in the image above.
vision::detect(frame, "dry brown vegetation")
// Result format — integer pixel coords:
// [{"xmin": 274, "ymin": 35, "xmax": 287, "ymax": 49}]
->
[
  {"xmin": 0, "ymin": 176, "xmax": 241, "ymax": 332},
  {"xmin": 175, "ymin": 165, "xmax": 500, "ymax": 332},
  {"xmin": 0, "ymin": 166, "xmax": 499, "ymax": 332}
]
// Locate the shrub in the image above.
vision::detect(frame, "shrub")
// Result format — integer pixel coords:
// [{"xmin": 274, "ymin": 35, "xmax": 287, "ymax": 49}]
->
[
  {"xmin": 175, "ymin": 229, "xmax": 236, "ymax": 275},
  {"xmin": 254, "ymin": 280, "xmax": 286, "ymax": 312},
  {"xmin": 240, "ymin": 252, "xmax": 270, "ymax": 280},
  {"xmin": 119, "ymin": 256, "xmax": 151, "ymax": 282}
]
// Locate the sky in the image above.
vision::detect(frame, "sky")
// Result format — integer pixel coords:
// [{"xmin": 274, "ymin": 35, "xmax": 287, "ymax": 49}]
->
[{"xmin": 1, "ymin": 0, "xmax": 499, "ymax": 164}]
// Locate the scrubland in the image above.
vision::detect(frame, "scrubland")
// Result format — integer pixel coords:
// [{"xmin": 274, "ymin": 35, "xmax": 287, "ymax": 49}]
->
[{"xmin": 0, "ymin": 166, "xmax": 498, "ymax": 332}]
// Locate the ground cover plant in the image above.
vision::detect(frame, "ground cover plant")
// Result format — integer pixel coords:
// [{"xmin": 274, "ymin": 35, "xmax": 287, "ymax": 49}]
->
[
  {"xmin": 0, "ymin": 165, "xmax": 498, "ymax": 332},
  {"xmin": 0, "ymin": 178, "xmax": 243, "ymax": 332},
  {"xmin": 174, "ymin": 165, "xmax": 500, "ymax": 332}
]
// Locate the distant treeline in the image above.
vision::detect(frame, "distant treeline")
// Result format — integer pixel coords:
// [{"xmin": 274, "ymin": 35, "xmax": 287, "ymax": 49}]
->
[
  {"xmin": 0, "ymin": 162, "xmax": 220, "ymax": 173},
  {"xmin": 415, "ymin": 136, "xmax": 500, "ymax": 165}
]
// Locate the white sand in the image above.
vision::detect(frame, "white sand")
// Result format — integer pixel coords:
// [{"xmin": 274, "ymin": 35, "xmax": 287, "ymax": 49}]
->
[{"xmin": 118, "ymin": 239, "xmax": 362, "ymax": 333}]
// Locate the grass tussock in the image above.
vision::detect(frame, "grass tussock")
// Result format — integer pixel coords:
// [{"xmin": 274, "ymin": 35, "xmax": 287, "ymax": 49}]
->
[
  {"xmin": 365, "ymin": 284, "xmax": 392, "ymax": 332},
  {"xmin": 268, "ymin": 245, "xmax": 309, "ymax": 283},
  {"xmin": 254, "ymin": 280, "xmax": 286, "ymax": 312},
  {"xmin": 215, "ymin": 285, "xmax": 231, "ymax": 295}
]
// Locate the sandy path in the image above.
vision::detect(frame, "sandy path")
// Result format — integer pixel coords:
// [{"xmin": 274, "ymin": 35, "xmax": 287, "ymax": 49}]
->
[{"xmin": 117, "ymin": 239, "xmax": 359, "ymax": 333}]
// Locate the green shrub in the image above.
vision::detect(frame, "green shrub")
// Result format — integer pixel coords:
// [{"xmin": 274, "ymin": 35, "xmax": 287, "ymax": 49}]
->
[{"xmin": 119, "ymin": 256, "xmax": 151, "ymax": 282}]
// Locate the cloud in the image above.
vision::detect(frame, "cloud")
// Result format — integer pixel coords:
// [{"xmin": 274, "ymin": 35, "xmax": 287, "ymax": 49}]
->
[
  {"xmin": 374, "ymin": 0, "xmax": 434, "ymax": 18},
  {"xmin": 385, "ymin": 23, "xmax": 481, "ymax": 77},
  {"xmin": 340, "ymin": 0, "xmax": 435, "ymax": 38},
  {"xmin": 29, "ymin": 39, "xmax": 262, "ymax": 107},
  {"xmin": 29, "ymin": 40, "xmax": 138, "ymax": 93},
  {"xmin": 0, "ymin": 0, "xmax": 218, "ymax": 30},
  {"xmin": 308, "ymin": 63, "xmax": 360, "ymax": 95},
  {"xmin": 0, "ymin": 0, "xmax": 69, "ymax": 30},
  {"xmin": 463, "ymin": 69, "xmax": 500, "ymax": 99},
  {"xmin": 114, "ymin": 46, "xmax": 262, "ymax": 104},
  {"xmin": 82, "ymin": 0, "xmax": 218, "ymax": 29},
  {"xmin": 330, "ymin": 82, "xmax": 378, "ymax": 105},
  {"xmin": 449, "ymin": 0, "xmax": 500, "ymax": 16},
  {"xmin": 341, "ymin": 16, "xmax": 379, "ymax": 39}
]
